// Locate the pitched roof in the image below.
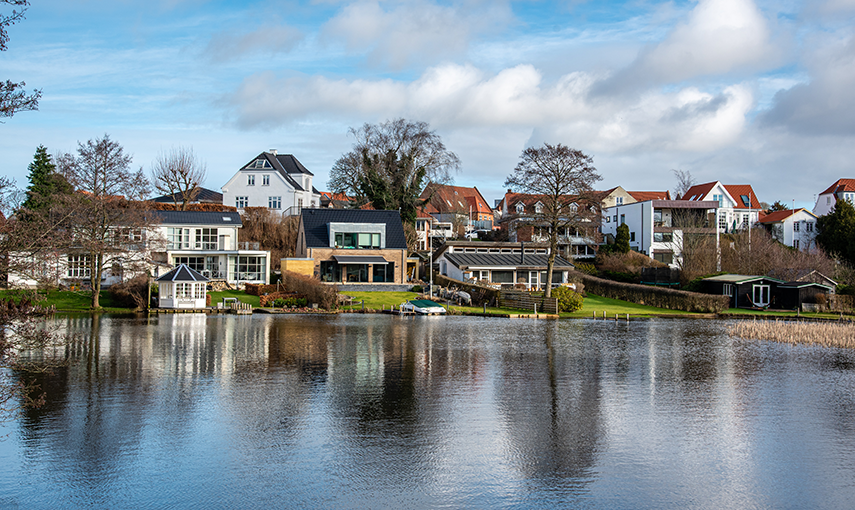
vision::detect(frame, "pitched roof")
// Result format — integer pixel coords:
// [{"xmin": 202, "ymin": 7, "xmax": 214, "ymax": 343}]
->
[
  {"xmin": 628, "ymin": 190, "xmax": 671, "ymax": 201},
  {"xmin": 680, "ymin": 182, "xmax": 718, "ymax": 201},
  {"xmin": 723, "ymin": 185, "xmax": 762, "ymax": 209},
  {"xmin": 443, "ymin": 252, "xmax": 574, "ymax": 269},
  {"xmin": 820, "ymin": 179, "xmax": 855, "ymax": 196},
  {"xmin": 421, "ymin": 183, "xmax": 493, "ymax": 215},
  {"xmin": 757, "ymin": 208, "xmax": 815, "ymax": 224},
  {"xmin": 240, "ymin": 152, "xmax": 311, "ymax": 192},
  {"xmin": 156, "ymin": 264, "xmax": 209, "ymax": 282},
  {"xmin": 150, "ymin": 187, "xmax": 223, "ymax": 204},
  {"xmin": 299, "ymin": 208, "xmax": 408, "ymax": 249},
  {"xmin": 150, "ymin": 210, "xmax": 242, "ymax": 226}
]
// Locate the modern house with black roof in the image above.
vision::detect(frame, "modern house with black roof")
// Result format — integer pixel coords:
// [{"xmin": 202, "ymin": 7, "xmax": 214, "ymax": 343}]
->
[
  {"xmin": 150, "ymin": 210, "xmax": 271, "ymax": 285},
  {"xmin": 295, "ymin": 208, "xmax": 409, "ymax": 285},
  {"xmin": 221, "ymin": 150, "xmax": 321, "ymax": 216},
  {"xmin": 435, "ymin": 242, "xmax": 575, "ymax": 289},
  {"xmin": 150, "ymin": 186, "xmax": 223, "ymax": 206}
]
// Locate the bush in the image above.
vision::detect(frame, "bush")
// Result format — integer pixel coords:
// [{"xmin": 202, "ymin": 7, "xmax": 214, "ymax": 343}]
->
[
  {"xmin": 271, "ymin": 296, "xmax": 308, "ymax": 308},
  {"xmin": 109, "ymin": 275, "xmax": 150, "ymax": 309},
  {"xmin": 411, "ymin": 285, "xmax": 423, "ymax": 293},
  {"xmin": 600, "ymin": 270, "xmax": 637, "ymax": 283},
  {"xmin": 575, "ymin": 262, "xmax": 598, "ymax": 276},
  {"xmin": 281, "ymin": 271, "xmax": 338, "ymax": 310},
  {"xmin": 552, "ymin": 286, "xmax": 583, "ymax": 312}
]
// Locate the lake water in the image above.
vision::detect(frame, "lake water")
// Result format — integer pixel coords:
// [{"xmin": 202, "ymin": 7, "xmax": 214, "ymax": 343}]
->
[{"xmin": 2, "ymin": 314, "xmax": 855, "ymax": 509}]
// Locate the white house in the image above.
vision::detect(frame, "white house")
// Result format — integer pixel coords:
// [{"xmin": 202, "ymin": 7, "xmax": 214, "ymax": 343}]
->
[
  {"xmin": 813, "ymin": 179, "xmax": 855, "ymax": 216},
  {"xmin": 601, "ymin": 199, "xmax": 719, "ymax": 268},
  {"xmin": 221, "ymin": 150, "xmax": 321, "ymax": 216},
  {"xmin": 150, "ymin": 210, "xmax": 271, "ymax": 285},
  {"xmin": 434, "ymin": 241, "xmax": 573, "ymax": 289},
  {"xmin": 758, "ymin": 208, "xmax": 818, "ymax": 251},
  {"xmin": 680, "ymin": 181, "xmax": 762, "ymax": 232}
]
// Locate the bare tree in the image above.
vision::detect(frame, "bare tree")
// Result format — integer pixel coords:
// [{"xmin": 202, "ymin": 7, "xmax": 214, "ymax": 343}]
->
[
  {"xmin": 151, "ymin": 146, "xmax": 207, "ymax": 211},
  {"xmin": 504, "ymin": 143, "xmax": 602, "ymax": 297},
  {"xmin": 1, "ymin": 1, "xmax": 40, "ymax": 119},
  {"xmin": 328, "ymin": 118, "xmax": 460, "ymax": 200},
  {"xmin": 57, "ymin": 135, "xmax": 153, "ymax": 309},
  {"xmin": 672, "ymin": 169, "xmax": 696, "ymax": 199}
]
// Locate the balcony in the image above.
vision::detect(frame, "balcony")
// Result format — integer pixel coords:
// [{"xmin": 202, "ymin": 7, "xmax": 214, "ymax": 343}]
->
[{"xmin": 237, "ymin": 242, "xmax": 261, "ymax": 251}]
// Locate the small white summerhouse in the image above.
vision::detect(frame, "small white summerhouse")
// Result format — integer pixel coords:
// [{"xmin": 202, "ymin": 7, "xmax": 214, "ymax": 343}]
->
[{"xmin": 156, "ymin": 264, "xmax": 209, "ymax": 309}]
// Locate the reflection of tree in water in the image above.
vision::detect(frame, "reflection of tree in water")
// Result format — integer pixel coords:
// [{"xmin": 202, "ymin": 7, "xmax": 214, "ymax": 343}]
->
[{"xmin": 495, "ymin": 320, "xmax": 603, "ymax": 491}]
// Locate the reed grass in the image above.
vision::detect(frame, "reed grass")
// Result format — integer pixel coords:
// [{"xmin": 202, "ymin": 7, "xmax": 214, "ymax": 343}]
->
[{"xmin": 729, "ymin": 319, "xmax": 855, "ymax": 349}]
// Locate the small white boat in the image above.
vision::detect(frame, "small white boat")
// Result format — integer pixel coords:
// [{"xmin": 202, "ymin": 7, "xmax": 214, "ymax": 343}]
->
[{"xmin": 402, "ymin": 299, "xmax": 447, "ymax": 315}]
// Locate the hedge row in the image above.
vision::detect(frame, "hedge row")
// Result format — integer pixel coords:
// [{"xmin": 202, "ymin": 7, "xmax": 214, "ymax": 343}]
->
[
  {"xmin": 244, "ymin": 283, "xmax": 281, "ymax": 296},
  {"xmin": 281, "ymin": 271, "xmax": 338, "ymax": 310},
  {"xmin": 571, "ymin": 270, "xmax": 729, "ymax": 313},
  {"xmin": 259, "ymin": 291, "xmax": 302, "ymax": 307}
]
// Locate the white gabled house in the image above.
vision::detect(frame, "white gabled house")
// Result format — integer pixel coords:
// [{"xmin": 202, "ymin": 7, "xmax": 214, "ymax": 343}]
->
[
  {"xmin": 221, "ymin": 150, "xmax": 321, "ymax": 216},
  {"xmin": 813, "ymin": 179, "xmax": 855, "ymax": 216},
  {"xmin": 680, "ymin": 181, "xmax": 763, "ymax": 232},
  {"xmin": 757, "ymin": 209, "xmax": 818, "ymax": 251}
]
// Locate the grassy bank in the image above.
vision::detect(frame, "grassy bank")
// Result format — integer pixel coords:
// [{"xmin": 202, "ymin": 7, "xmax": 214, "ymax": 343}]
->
[
  {"xmin": 566, "ymin": 294, "xmax": 698, "ymax": 318},
  {"xmin": 208, "ymin": 290, "xmax": 261, "ymax": 308},
  {"xmin": 0, "ymin": 289, "xmax": 133, "ymax": 312}
]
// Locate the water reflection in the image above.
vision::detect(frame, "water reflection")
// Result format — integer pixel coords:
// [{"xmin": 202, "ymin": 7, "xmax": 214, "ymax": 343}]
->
[{"xmin": 3, "ymin": 315, "xmax": 855, "ymax": 509}]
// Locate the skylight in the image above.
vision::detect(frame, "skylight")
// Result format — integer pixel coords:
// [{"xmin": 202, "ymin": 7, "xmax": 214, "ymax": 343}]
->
[
  {"xmin": 740, "ymin": 195, "xmax": 751, "ymax": 207},
  {"xmin": 223, "ymin": 217, "xmax": 231, "ymax": 221}
]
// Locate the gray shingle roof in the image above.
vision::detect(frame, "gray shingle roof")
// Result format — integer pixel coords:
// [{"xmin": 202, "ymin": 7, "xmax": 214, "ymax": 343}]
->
[
  {"xmin": 156, "ymin": 264, "xmax": 209, "ymax": 282},
  {"xmin": 240, "ymin": 152, "xmax": 311, "ymax": 192},
  {"xmin": 443, "ymin": 252, "xmax": 574, "ymax": 269},
  {"xmin": 150, "ymin": 187, "xmax": 223, "ymax": 204},
  {"xmin": 150, "ymin": 210, "xmax": 242, "ymax": 226},
  {"xmin": 300, "ymin": 208, "xmax": 408, "ymax": 249}
]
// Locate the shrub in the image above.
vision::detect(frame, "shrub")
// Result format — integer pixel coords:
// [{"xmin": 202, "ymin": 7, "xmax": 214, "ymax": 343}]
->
[
  {"xmin": 575, "ymin": 262, "xmax": 598, "ymax": 275},
  {"xmin": 552, "ymin": 286, "xmax": 583, "ymax": 312},
  {"xmin": 281, "ymin": 270, "xmax": 338, "ymax": 310},
  {"xmin": 411, "ymin": 285, "xmax": 423, "ymax": 293},
  {"xmin": 615, "ymin": 224, "xmax": 630, "ymax": 253},
  {"xmin": 600, "ymin": 270, "xmax": 637, "ymax": 283},
  {"xmin": 109, "ymin": 275, "xmax": 150, "ymax": 309}
]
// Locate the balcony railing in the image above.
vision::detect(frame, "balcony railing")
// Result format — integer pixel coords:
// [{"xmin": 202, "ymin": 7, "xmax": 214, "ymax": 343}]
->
[{"xmin": 237, "ymin": 242, "xmax": 260, "ymax": 251}]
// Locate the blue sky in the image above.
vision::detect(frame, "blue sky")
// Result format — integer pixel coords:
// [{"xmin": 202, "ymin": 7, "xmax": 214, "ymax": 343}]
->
[{"xmin": 3, "ymin": 0, "xmax": 855, "ymax": 208}]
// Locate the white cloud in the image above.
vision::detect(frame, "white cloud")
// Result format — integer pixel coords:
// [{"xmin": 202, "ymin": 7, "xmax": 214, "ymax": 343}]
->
[
  {"xmin": 205, "ymin": 23, "xmax": 304, "ymax": 60},
  {"xmin": 320, "ymin": 0, "xmax": 514, "ymax": 68},
  {"xmin": 594, "ymin": 0, "xmax": 778, "ymax": 94}
]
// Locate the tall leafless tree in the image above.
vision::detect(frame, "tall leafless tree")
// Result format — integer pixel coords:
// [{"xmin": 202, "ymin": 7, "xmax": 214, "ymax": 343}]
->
[
  {"xmin": 57, "ymin": 135, "xmax": 153, "ymax": 309},
  {"xmin": 672, "ymin": 169, "xmax": 696, "ymax": 200},
  {"xmin": 328, "ymin": 118, "xmax": 460, "ymax": 202},
  {"xmin": 1, "ymin": 1, "xmax": 40, "ymax": 119},
  {"xmin": 504, "ymin": 143, "xmax": 602, "ymax": 297},
  {"xmin": 151, "ymin": 146, "xmax": 207, "ymax": 211}
]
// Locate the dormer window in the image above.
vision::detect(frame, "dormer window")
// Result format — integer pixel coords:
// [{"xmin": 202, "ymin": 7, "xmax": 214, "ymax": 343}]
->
[
  {"xmin": 534, "ymin": 203, "xmax": 543, "ymax": 214},
  {"xmin": 515, "ymin": 202, "xmax": 525, "ymax": 214},
  {"xmin": 570, "ymin": 203, "xmax": 578, "ymax": 212},
  {"xmin": 249, "ymin": 159, "xmax": 271, "ymax": 169}
]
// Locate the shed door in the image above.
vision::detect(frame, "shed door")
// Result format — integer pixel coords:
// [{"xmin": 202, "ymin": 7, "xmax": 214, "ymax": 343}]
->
[{"xmin": 753, "ymin": 285, "xmax": 770, "ymax": 307}]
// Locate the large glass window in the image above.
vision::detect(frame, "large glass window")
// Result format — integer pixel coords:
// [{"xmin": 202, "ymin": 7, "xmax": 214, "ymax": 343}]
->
[
  {"xmin": 653, "ymin": 232, "xmax": 673, "ymax": 243},
  {"xmin": 67, "ymin": 254, "xmax": 90, "ymax": 278},
  {"xmin": 168, "ymin": 228, "xmax": 191, "ymax": 249},
  {"xmin": 195, "ymin": 228, "xmax": 218, "ymax": 250},
  {"xmin": 491, "ymin": 271, "xmax": 514, "ymax": 283},
  {"xmin": 231, "ymin": 256, "xmax": 265, "ymax": 282},
  {"xmin": 174, "ymin": 256, "xmax": 204, "ymax": 272},
  {"xmin": 334, "ymin": 232, "xmax": 381, "ymax": 249},
  {"xmin": 372, "ymin": 263, "xmax": 391, "ymax": 283}
]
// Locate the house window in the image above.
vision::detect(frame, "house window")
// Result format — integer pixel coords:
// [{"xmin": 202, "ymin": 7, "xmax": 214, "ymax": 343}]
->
[
  {"xmin": 262, "ymin": 175, "xmax": 270, "ymax": 186},
  {"xmin": 231, "ymin": 256, "xmax": 265, "ymax": 282},
  {"xmin": 794, "ymin": 221, "xmax": 800, "ymax": 232},
  {"xmin": 718, "ymin": 212, "xmax": 727, "ymax": 231},
  {"xmin": 742, "ymin": 213, "xmax": 749, "ymax": 228},
  {"xmin": 334, "ymin": 232, "xmax": 381, "ymax": 249},
  {"xmin": 606, "ymin": 216, "xmax": 611, "ymax": 223},
  {"xmin": 713, "ymin": 194, "xmax": 723, "ymax": 205},
  {"xmin": 653, "ymin": 232, "xmax": 673, "ymax": 243},
  {"xmin": 613, "ymin": 215, "xmax": 617, "ymax": 222},
  {"xmin": 298, "ymin": 198, "xmax": 303, "ymax": 210},
  {"xmin": 67, "ymin": 254, "xmax": 90, "ymax": 278},
  {"xmin": 250, "ymin": 159, "xmax": 271, "ymax": 169},
  {"xmin": 806, "ymin": 222, "xmax": 814, "ymax": 232},
  {"xmin": 723, "ymin": 283, "xmax": 733, "ymax": 296},
  {"xmin": 168, "ymin": 227, "xmax": 191, "ymax": 249},
  {"xmin": 827, "ymin": 197, "xmax": 832, "ymax": 205},
  {"xmin": 620, "ymin": 214, "xmax": 625, "ymax": 225},
  {"xmin": 174, "ymin": 256, "xmax": 204, "ymax": 272},
  {"xmin": 630, "ymin": 232, "xmax": 635, "ymax": 242},
  {"xmin": 653, "ymin": 252, "xmax": 673, "ymax": 265},
  {"xmin": 269, "ymin": 196, "xmax": 281, "ymax": 209},
  {"xmin": 235, "ymin": 196, "xmax": 248, "ymax": 208},
  {"xmin": 794, "ymin": 239, "xmax": 800, "ymax": 250},
  {"xmin": 616, "ymin": 197, "xmax": 624, "ymax": 205},
  {"xmin": 740, "ymin": 195, "xmax": 751, "ymax": 207},
  {"xmin": 752, "ymin": 285, "xmax": 770, "ymax": 307},
  {"xmin": 195, "ymin": 228, "xmax": 218, "ymax": 250},
  {"xmin": 247, "ymin": 175, "xmax": 255, "ymax": 186},
  {"xmin": 516, "ymin": 203, "xmax": 525, "ymax": 214},
  {"xmin": 491, "ymin": 270, "xmax": 514, "ymax": 283}
]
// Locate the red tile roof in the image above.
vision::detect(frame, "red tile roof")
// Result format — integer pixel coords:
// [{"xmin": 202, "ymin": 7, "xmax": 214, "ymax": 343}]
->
[
  {"xmin": 628, "ymin": 190, "xmax": 671, "ymax": 201},
  {"xmin": 723, "ymin": 185, "xmax": 762, "ymax": 209},
  {"xmin": 680, "ymin": 182, "xmax": 717, "ymax": 201},
  {"xmin": 421, "ymin": 183, "xmax": 493, "ymax": 215},
  {"xmin": 758, "ymin": 209, "xmax": 799, "ymax": 224},
  {"xmin": 819, "ymin": 179, "xmax": 855, "ymax": 196}
]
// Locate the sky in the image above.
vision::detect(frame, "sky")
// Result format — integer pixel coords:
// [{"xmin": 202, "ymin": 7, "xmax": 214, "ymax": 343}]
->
[{"xmin": 2, "ymin": 0, "xmax": 855, "ymax": 209}]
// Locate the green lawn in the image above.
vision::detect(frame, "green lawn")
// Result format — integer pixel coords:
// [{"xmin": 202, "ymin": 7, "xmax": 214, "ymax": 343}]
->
[
  {"xmin": 0, "ymin": 289, "xmax": 132, "ymax": 312},
  {"xmin": 340, "ymin": 291, "xmax": 418, "ymax": 310},
  {"xmin": 208, "ymin": 290, "xmax": 261, "ymax": 308},
  {"xmin": 563, "ymin": 294, "xmax": 697, "ymax": 318}
]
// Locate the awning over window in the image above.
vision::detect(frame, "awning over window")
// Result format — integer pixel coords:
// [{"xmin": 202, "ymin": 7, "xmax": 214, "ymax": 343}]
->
[{"xmin": 333, "ymin": 255, "xmax": 390, "ymax": 264}]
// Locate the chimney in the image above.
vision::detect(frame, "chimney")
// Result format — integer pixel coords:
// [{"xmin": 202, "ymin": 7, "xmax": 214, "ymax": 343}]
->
[{"xmin": 270, "ymin": 149, "xmax": 278, "ymax": 155}]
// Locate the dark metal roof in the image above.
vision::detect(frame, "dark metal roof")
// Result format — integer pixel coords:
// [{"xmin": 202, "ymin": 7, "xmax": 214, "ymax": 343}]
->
[
  {"xmin": 300, "ymin": 208, "xmax": 408, "ymax": 249},
  {"xmin": 150, "ymin": 187, "xmax": 223, "ymax": 204},
  {"xmin": 240, "ymin": 152, "xmax": 311, "ymax": 192},
  {"xmin": 150, "ymin": 210, "xmax": 242, "ymax": 226},
  {"xmin": 443, "ymin": 252, "xmax": 574, "ymax": 269},
  {"xmin": 275, "ymin": 154, "xmax": 313, "ymax": 176},
  {"xmin": 333, "ymin": 255, "xmax": 390, "ymax": 264},
  {"xmin": 156, "ymin": 264, "xmax": 209, "ymax": 282}
]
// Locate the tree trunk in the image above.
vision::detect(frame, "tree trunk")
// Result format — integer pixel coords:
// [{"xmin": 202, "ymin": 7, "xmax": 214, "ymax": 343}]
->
[
  {"xmin": 545, "ymin": 223, "xmax": 558, "ymax": 298},
  {"xmin": 90, "ymin": 252, "xmax": 103, "ymax": 309}
]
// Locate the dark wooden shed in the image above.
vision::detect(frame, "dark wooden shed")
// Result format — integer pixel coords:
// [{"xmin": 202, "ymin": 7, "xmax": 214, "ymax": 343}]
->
[
  {"xmin": 702, "ymin": 274, "xmax": 784, "ymax": 309},
  {"xmin": 776, "ymin": 282, "xmax": 833, "ymax": 310}
]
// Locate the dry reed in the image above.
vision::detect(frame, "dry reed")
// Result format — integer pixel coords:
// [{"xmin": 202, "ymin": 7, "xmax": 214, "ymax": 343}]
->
[{"xmin": 729, "ymin": 319, "xmax": 855, "ymax": 349}]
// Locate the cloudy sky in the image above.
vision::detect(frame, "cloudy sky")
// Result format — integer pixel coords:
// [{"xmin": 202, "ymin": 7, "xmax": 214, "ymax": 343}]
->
[{"xmin": 2, "ymin": 0, "xmax": 855, "ymax": 208}]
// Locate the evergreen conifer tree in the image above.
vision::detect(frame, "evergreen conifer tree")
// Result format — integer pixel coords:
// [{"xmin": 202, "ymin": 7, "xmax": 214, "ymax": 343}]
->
[{"xmin": 21, "ymin": 145, "xmax": 71, "ymax": 212}]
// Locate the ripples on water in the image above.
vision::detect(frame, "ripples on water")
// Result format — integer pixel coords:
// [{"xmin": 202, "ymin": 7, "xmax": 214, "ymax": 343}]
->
[{"xmin": 2, "ymin": 315, "xmax": 855, "ymax": 509}]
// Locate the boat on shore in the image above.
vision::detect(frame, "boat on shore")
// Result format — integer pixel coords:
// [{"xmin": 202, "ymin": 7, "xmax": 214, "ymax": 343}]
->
[{"xmin": 402, "ymin": 299, "xmax": 447, "ymax": 315}]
